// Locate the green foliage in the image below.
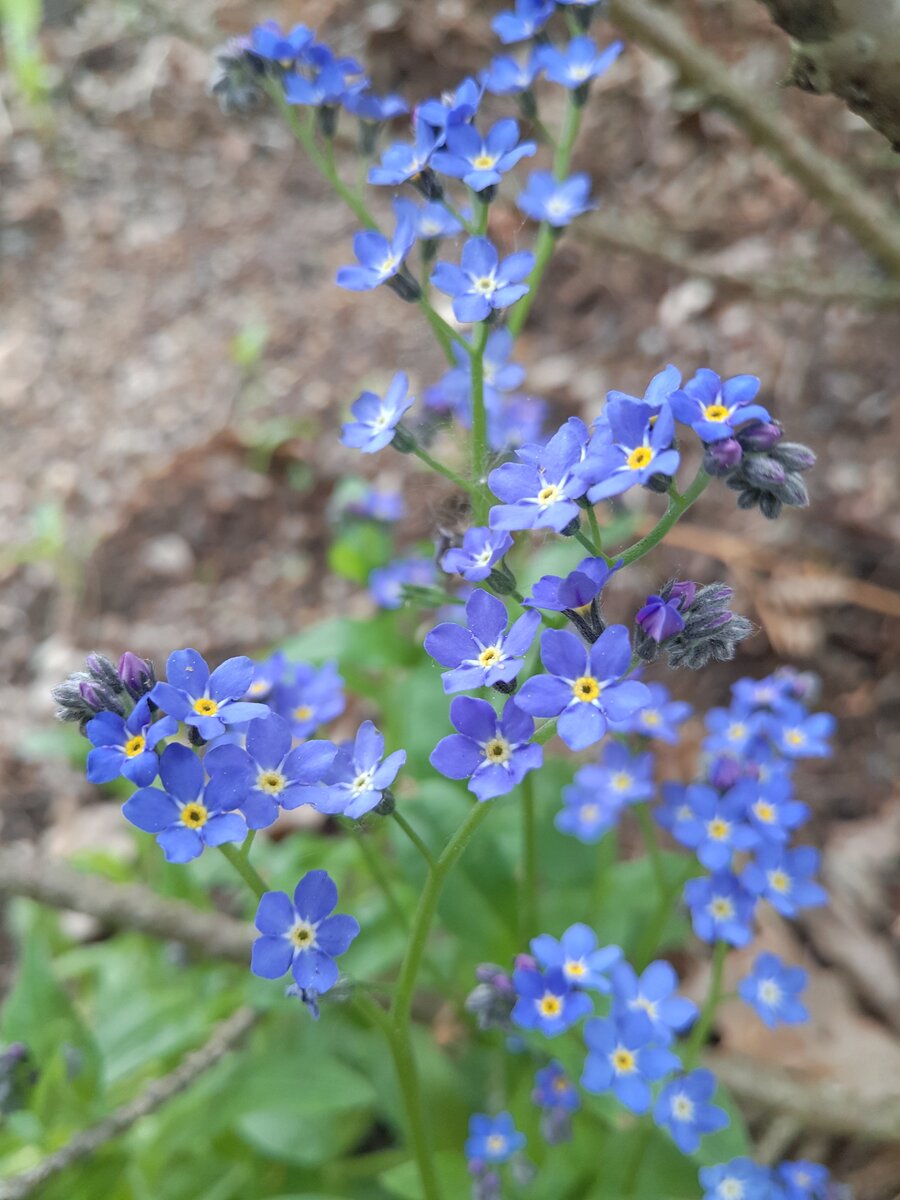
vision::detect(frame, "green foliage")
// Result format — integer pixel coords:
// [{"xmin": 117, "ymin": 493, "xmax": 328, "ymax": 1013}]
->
[{"xmin": 0, "ymin": 0, "xmax": 47, "ymax": 106}]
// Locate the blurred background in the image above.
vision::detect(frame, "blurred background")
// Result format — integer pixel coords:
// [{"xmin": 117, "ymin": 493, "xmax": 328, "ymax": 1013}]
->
[{"xmin": 1, "ymin": 0, "xmax": 899, "ymax": 1196}]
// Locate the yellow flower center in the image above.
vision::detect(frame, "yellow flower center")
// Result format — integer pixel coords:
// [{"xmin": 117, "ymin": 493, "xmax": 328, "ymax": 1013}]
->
[
  {"xmin": 758, "ymin": 979, "xmax": 782, "ymax": 1006},
  {"xmin": 672, "ymin": 1094, "xmax": 695, "ymax": 1120},
  {"xmin": 768, "ymin": 869, "xmax": 791, "ymax": 893},
  {"xmin": 677, "ymin": 804, "xmax": 693, "ymax": 822},
  {"xmin": 580, "ymin": 804, "xmax": 599, "ymax": 823},
  {"xmin": 612, "ymin": 1048, "xmax": 636, "ymax": 1073},
  {"xmin": 293, "ymin": 704, "xmax": 314, "ymax": 723},
  {"xmin": 704, "ymin": 403, "xmax": 730, "ymax": 422},
  {"xmin": 552, "ymin": 1076, "xmax": 569, "ymax": 1094},
  {"xmin": 632, "ymin": 996, "xmax": 658, "ymax": 1020},
  {"xmin": 753, "ymin": 801, "xmax": 775, "ymax": 824},
  {"xmin": 707, "ymin": 818, "xmax": 730, "ymax": 841},
  {"xmin": 473, "ymin": 275, "xmax": 497, "ymax": 296},
  {"xmin": 478, "ymin": 646, "xmax": 501, "ymax": 668},
  {"xmin": 486, "ymin": 1134, "xmax": 507, "ymax": 1155},
  {"xmin": 378, "ymin": 254, "xmax": 398, "ymax": 276},
  {"xmin": 537, "ymin": 484, "xmax": 562, "ymax": 506},
  {"xmin": 248, "ymin": 680, "xmax": 268, "ymax": 695},
  {"xmin": 289, "ymin": 920, "xmax": 316, "ymax": 949},
  {"xmin": 710, "ymin": 897, "xmax": 734, "ymax": 919},
  {"xmin": 538, "ymin": 993, "xmax": 562, "ymax": 1017},
  {"xmin": 720, "ymin": 1182, "xmax": 744, "ymax": 1200},
  {"xmin": 728, "ymin": 722, "xmax": 747, "ymax": 741},
  {"xmin": 565, "ymin": 959, "xmax": 587, "ymax": 978},
  {"xmin": 626, "ymin": 446, "xmax": 653, "ymax": 471},
  {"xmin": 641, "ymin": 709, "xmax": 660, "ymax": 726},
  {"xmin": 483, "ymin": 737, "xmax": 511, "ymax": 764},
  {"xmin": 572, "ymin": 676, "xmax": 600, "ymax": 703},
  {"xmin": 123, "ymin": 735, "xmax": 146, "ymax": 758},
  {"xmin": 473, "ymin": 154, "xmax": 496, "ymax": 170},
  {"xmin": 181, "ymin": 802, "xmax": 209, "ymax": 829},
  {"xmin": 611, "ymin": 771, "xmax": 633, "ymax": 792},
  {"xmin": 257, "ymin": 770, "xmax": 286, "ymax": 795},
  {"xmin": 192, "ymin": 698, "xmax": 219, "ymax": 717},
  {"xmin": 784, "ymin": 728, "xmax": 805, "ymax": 746}
]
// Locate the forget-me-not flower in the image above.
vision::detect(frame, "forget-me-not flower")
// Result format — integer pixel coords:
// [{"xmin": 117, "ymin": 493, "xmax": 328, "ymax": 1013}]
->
[
  {"xmin": 341, "ymin": 371, "xmax": 414, "ymax": 453},
  {"xmin": 432, "ymin": 119, "xmax": 536, "ymax": 192},
  {"xmin": 431, "ymin": 236, "xmax": 534, "ymax": 322},
  {"xmin": 150, "ymin": 649, "xmax": 269, "ymax": 740},
  {"xmin": 739, "ymin": 952, "xmax": 809, "ymax": 1027},
  {"xmin": 531, "ymin": 924, "xmax": 622, "ymax": 992},
  {"xmin": 517, "ymin": 171, "xmax": 596, "ymax": 227},
  {"xmin": 670, "ymin": 370, "xmax": 770, "ymax": 443},
  {"xmin": 653, "ymin": 1070, "xmax": 729, "ymax": 1154},
  {"xmin": 582, "ymin": 1013, "xmax": 680, "ymax": 1113},
  {"xmin": 611, "ymin": 959, "xmax": 698, "ymax": 1045},
  {"xmin": 424, "ymin": 588, "xmax": 540, "ymax": 693},
  {"xmin": 430, "ymin": 695, "xmax": 542, "ymax": 801},
  {"xmin": 86, "ymin": 695, "xmax": 177, "ymax": 787},
  {"xmin": 492, "ymin": 0, "xmax": 555, "ymax": 44},
  {"xmin": 539, "ymin": 36, "xmax": 624, "ymax": 90},
  {"xmin": 316, "ymin": 720, "xmax": 406, "ymax": 819},
  {"xmin": 512, "ymin": 966, "xmax": 593, "ymax": 1036},
  {"xmin": 442, "ymin": 527, "xmax": 513, "ymax": 582},
  {"xmin": 336, "ymin": 199, "xmax": 417, "ymax": 293}
]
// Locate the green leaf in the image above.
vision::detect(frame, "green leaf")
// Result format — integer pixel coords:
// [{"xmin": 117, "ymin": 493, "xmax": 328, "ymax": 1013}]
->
[
  {"xmin": 235, "ymin": 1109, "xmax": 371, "ymax": 1167},
  {"xmin": 328, "ymin": 524, "xmax": 393, "ymax": 584},
  {"xmin": 380, "ymin": 1150, "xmax": 471, "ymax": 1199}
]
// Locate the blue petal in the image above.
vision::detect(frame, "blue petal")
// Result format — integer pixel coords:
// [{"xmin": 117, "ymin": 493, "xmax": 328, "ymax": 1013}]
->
[
  {"xmin": 293, "ymin": 869, "xmax": 338, "ymax": 922},
  {"xmin": 246, "ymin": 712, "xmax": 291, "ymax": 768},
  {"xmin": 208, "ymin": 656, "xmax": 255, "ymax": 702},
  {"xmin": 122, "ymin": 787, "xmax": 178, "ymax": 833},
  {"xmin": 158, "ymin": 743, "xmax": 204, "ymax": 803},
  {"xmin": 165, "ymin": 649, "xmax": 209, "ymax": 697},
  {"xmin": 251, "ymin": 935, "xmax": 293, "ymax": 979},
  {"xmin": 292, "ymin": 949, "xmax": 339, "ymax": 993},
  {"xmin": 157, "ymin": 826, "xmax": 204, "ymax": 863},
  {"xmin": 316, "ymin": 913, "xmax": 360, "ymax": 956},
  {"xmin": 86, "ymin": 746, "xmax": 126, "ymax": 784},
  {"xmin": 255, "ymin": 890, "xmax": 295, "ymax": 935}
]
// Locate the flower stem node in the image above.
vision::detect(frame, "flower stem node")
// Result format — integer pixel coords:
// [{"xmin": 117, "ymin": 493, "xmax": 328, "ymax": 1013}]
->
[
  {"xmin": 486, "ymin": 560, "xmax": 518, "ymax": 596},
  {"xmin": 390, "ymin": 424, "xmax": 417, "ymax": 454},
  {"xmin": 385, "ymin": 270, "xmax": 422, "ymax": 303}
]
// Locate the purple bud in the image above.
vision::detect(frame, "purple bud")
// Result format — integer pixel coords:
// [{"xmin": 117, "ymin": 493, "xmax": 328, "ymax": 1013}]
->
[
  {"xmin": 708, "ymin": 756, "xmax": 742, "ymax": 790},
  {"xmin": 118, "ymin": 652, "xmax": 155, "ymax": 699},
  {"xmin": 78, "ymin": 680, "xmax": 104, "ymax": 711},
  {"xmin": 635, "ymin": 595, "xmax": 686, "ymax": 644},
  {"xmin": 737, "ymin": 421, "xmax": 782, "ymax": 452},
  {"xmin": 514, "ymin": 953, "xmax": 537, "ymax": 973},
  {"xmin": 668, "ymin": 580, "xmax": 697, "ymax": 610},
  {"xmin": 475, "ymin": 964, "xmax": 513, "ymax": 993},
  {"xmin": 86, "ymin": 653, "xmax": 122, "ymax": 691},
  {"xmin": 703, "ymin": 438, "xmax": 742, "ymax": 476}
]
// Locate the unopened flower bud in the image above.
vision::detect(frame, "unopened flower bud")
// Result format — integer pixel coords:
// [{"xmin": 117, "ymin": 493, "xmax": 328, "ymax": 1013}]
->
[
  {"xmin": 771, "ymin": 441, "xmax": 816, "ymax": 472},
  {"xmin": 118, "ymin": 652, "xmax": 156, "ymax": 700},
  {"xmin": 708, "ymin": 756, "xmax": 743, "ymax": 791},
  {"xmin": 374, "ymin": 789, "xmax": 396, "ymax": 815},
  {"xmin": 412, "ymin": 167, "xmax": 443, "ymax": 202},
  {"xmin": 643, "ymin": 471, "xmax": 674, "ymax": 494},
  {"xmin": 739, "ymin": 455, "xmax": 786, "ymax": 490},
  {"xmin": 86, "ymin": 652, "xmax": 123, "ymax": 692},
  {"xmin": 560, "ymin": 515, "xmax": 581, "ymax": 538},
  {"xmin": 703, "ymin": 438, "xmax": 742, "ymax": 476},
  {"xmin": 737, "ymin": 421, "xmax": 782, "ymax": 452},
  {"xmin": 386, "ymin": 270, "xmax": 422, "ymax": 303},
  {"xmin": 390, "ymin": 424, "xmax": 417, "ymax": 454}
]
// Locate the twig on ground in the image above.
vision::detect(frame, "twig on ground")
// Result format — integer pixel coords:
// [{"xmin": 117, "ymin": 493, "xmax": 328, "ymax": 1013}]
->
[
  {"xmin": 0, "ymin": 843, "xmax": 254, "ymax": 964},
  {"xmin": 605, "ymin": 0, "xmax": 900, "ymax": 277},
  {"xmin": 0, "ymin": 1007, "xmax": 259, "ymax": 1200}
]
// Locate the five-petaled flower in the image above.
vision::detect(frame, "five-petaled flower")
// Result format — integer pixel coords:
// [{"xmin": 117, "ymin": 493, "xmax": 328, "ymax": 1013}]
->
[
  {"xmin": 464, "ymin": 1112, "xmax": 526, "ymax": 1164},
  {"xmin": 487, "ymin": 417, "xmax": 591, "ymax": 533},
  {"xmin": 316, "ymin": 720, "xmax": 406, "ymax": 819},
  {"xmin": 516, "ymin": 625, "xmax": 650, "ymax": 751},
  {"xmin": 341, "ymin": 371, "xmax": 414, "ymax": 453},
  {"xmin": 336, "ymin": 199, "xmax": 418, "ymax": 293},
  {"xmin": 582, "ymin": 1012, "xmax": 680, "ymax": 1114},
  {"xmin": 424, "ymin": 588, "xmax": 540, "ymax": 693},
  {"xmin": 122, "ymin": 743, "xmax": 247, "ymax": 863},
  {"xmin": 431, "ymin": 118, "xmax": 536, "ymax": 192},
  {"xmin": 611, "ymin": 959, "xmax": 698, "ymax": 1046},
  {"xmin": 150, "ymin": 649, "xmax": 270, "ymax": 741},
  {"xmin": 442, "ymin": 527, "xmax": 513, "ymax": 582},
  {"xmin": 431, "ymin": 236, "xmax": 534, "ymax": 323},
  {"xmin": 583, "ymin": 399, "xmax": 680, "ymax": 502},
  {"xmin": 741, "ymin": 845, "xmax": 827, "ymax": 918},
  {"xmin": 699, "ymin": 1158, "xmax": 773, "ymax": 1200},
  {"xmin": 670, "ymin": 370, "xmax": 770, "ymax": 443},
  {"xmin": 653, "ymin": 1069, "xmax": 729, "ymax": 1154},
  {"xmin": 512, "ymin": 965, "xmax": 593, "ymax": 1036},
  {"xmin": 539, "ymin": 36, "xmax": 624, "ymax": 90},
  {"xmin": 516, "ymin": 171, "xmax": 596, "ymax": 227},
  {"xmin": 86, "ymin": 695, "xmax": 177, "ymax": 787},
  {"xmin": 530, "ymin": 924, "xmax": 622, "ymax": 992},
  {"xmin": 738, "ymin": 952, "xmax": 809, "ymax": 1028},
  {"xmin": 430, "ymin": 695, "xmax": 542, "ymax": 801},
  {"xmin": 251, "ymin": 870, "xmax": 359, "ymax": 994},
  {"xmin": 204, "ymin": 712, "xmax": 336, "ymax": 830},
  {"xmin": 491, "ymin": 0, "xmax": 555, "ymax": 44},
  {"xmin": 684, "ymin": 870, "xmax": 757, "ymax": 946}
]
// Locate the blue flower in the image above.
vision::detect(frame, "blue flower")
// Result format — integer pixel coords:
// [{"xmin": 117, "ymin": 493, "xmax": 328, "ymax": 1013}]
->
[
  {"xmin": 654, "ymin": 1069, "xmax": 729, "ymax": 1154},
  {"xmin": 431, "ymin": 236, "xmax": 534, "ymax": 322},
  {"xmin": 336, "ymin": 200, "xmax": 417, "ymax": 293},
  {"xmin": 555, "ymin": 776, "xmax": 622, "ymax": 843},
  {"xmin": 655, "ymin": 782, "xmax": 707, "ymax": 841},
  {"xmin": 492, "ymin": 0, "xmax": 555, "ymax": 44},
  {"xmin": 738, "ymin": 952, "xmax": 809, "ymax": 1028},
  {"xmin": 512, "ymin": 966, "xmax": 593, "ymax": 1036},
  {"xmin": 204, "ymin": 713, "xmax": 336, "ymax": 830},
  {"xmin": 487, "ymin": 417, "xmax": 591, "ymax": 532},
  {"xmin": 582, "ymin": 1013, "xmax": 681, "ymax": 1114},
  {"xmin": 670, "ymin": 370, "xmax": 770, "ymax": 443},
  {"xmin": 742, "ymin": 845, "xmax": 827, "ymax": 918},
  {"xmin": 316, "ymin": 720, "xmax": 406, "ymax": 819},
  {"xmin": 430, "ymin": 695, "xmax": 542, "ymax": 801},
  {"xmin": 272, "ymin": 660, "xmax": 345, "ymax": 738},
  {"xmin": 369, "ymin": 118, "xmax": 441, "ymax": 187},
  {"xmin": 428, "ymin": 330, "xmax": 529, "ymax": 430},
  {"xmin": 418, "ymin": 77, "xmax": 483, "ymax": 137},
  {"xmin": 150, "ymin": 649, "xmax": 269, "ymax": 740},
  {"xmin": 583, "ymin": 399, "xmax": 680, "ymax": 502},
  {"xmin": 413, "ymin": 200, "xmax": 464, "ymax": 241},
  {"xmin": 442, "ymin": 527, "xmax": 513, "ymax": 582},
  {"xmin": 341, "ymin": 371, "xmax": 414, "ymax": 453},
  {"xmin": 516, "ymin": 625, "xmax": 650, "ymax": 751},
  {"xmin": 700, "ymin": 1159, "xmax": 773, "ymax": 1200},
  {"xmin": 668, "ymin": 781, "xmax": 759, "ymax": 871},
  {"xmin": 703, "ymin": 706, "xmax": 764, "ymax": 757},
  {"xmin": 745, "ymin": 778, "xmax": 809, "ymax": 845},
  {"xmin": 777, "ymin": 1161, "xmax": 830, "ymax": 1200},
  {"xmin": 684, "ymin": 871, "xmax": 756, "ymax": 946},
  {"xmin": 524, "ymin": 554, "xmax": 619, "ymax": 615},
  {"xmin": 244, "ymin": 652, "xmax": 288, "ymax": 702},
  {"xmin": 610, "ymin": 960, "xmax": 698, "ymax": 1045},
  {"xmin": 539, "ymin": 36, "xmax": 624, "ymax": 90},
  {"xmin": 122, "ymin": 743, "xmax": 247, "ymax": 863},
  {"xmin": 490, "ymin": 395, "xmax": 548, "ymax": 454},
  {"xmin": 424, "ymin": 589, "xmax": 540, "ymax": 693},
  {"xmin": 86, "ymin": 696, "xmax": 177, "ymax": 787},
  {"xmin": 531, "ymin": 924, "xmax": 622, "ymax": 991},
  {"xmin": 251, "ymin": 870, "xmax": 359, "ymax": 993},
  {"xmin": 533, "ymin": 1061, "xmax": 580, "ymax": 1111},
  {"xmin": 606, "ymin": 363, "xmax": 683, "ymax": 414},
  {"xmin": 432, "ymin": 119, "xmax": 536, "ymax": 192},
  {"xmin": 481, "ymin": 52, "xmax": 544, "ymax": 97},
  {"xmin": 465, "ymin": 1112, "xmax": 526, "ymax": 1164},
  {"xmin": 344, "ymin": 486, "xmax": 406, "ymax": 522},
  {"xmin": 609, "ymin": 681, "xmax": 691, "ymax": 743},
  {"xmin": 369, "ymin": 556, "xmax": 436, "ymax": 609},
  {"xmin": 571, "ymin": 742, "xmax": 655, "ymax": 818},
  {"xmin": 284, "ymin": 54, "xmax": 365, "ymax": 108},
  {"xmin": 636, "ymin": 592, "xmax": 689, "ymax": 643},
  {"xmin": 517, "ymin": 171, "xmax": 596, "ymax": 227},
  {"xmin": 249, "ymin": 21, "xmax": 314, "ymax": 66},
  {"xmin": 342, "ymin": 88, "xmax": 408, "ymax": 122},
  {"xmin": 768, "ymin": 704, "xmax": 835, "ymax": 758}
]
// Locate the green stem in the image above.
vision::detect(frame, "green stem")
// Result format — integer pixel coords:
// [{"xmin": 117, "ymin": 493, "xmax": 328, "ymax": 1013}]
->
[
  {"xmin": 473, "ymin": 195, "xmax": 490, "ymax": 235},
  {"xmin": 617, "ymin": 468, "xmax": 711, "ymax": 566},
  {"xmin": 534, "ymin": 717, "xmax": 558, "ymax": 745},
  {"xmin": 391, "ymin": 810, "xmax": 437, "ymax": 869},
  {"xmin": 470, "ymin": 322, "xmax": 491, "ymax": 523},
  {"xmin": 684, "ymin": 940, "xmax": 728, "ymax": 1069},
  {"xmin": 417, "ymin": 296, "xmax": 461, "ymax": 364},
  {"xmin": 592, "ymin": 827, "xmax": 618, "ymax": 916},
  {"xmin": 352, "ymin": 827, "xmax": 410, "ymax": 933},
  {"xmin": 217, "ymin": 844, "xmax": 268, "ymax": 900},
  {"xmin": 622, "ymin": 1119, "xmax": 653, "ymax": 1197},
  {"xmin": 391, "ymin": 801, "xmax": 493, "ymax": 1028},
  {"xmin": 585, "ymin": 504, "xmax": 604, "ymax": 555},
  {"xmin": 633, "ymin": 803, "xmax": 667, "ymax": 897},
  {"xmin": 520, "ymin": 773, "xmax": 538, "ymax": 943},
  {"xmin": 405, "ymin": 437, "xmax": 477, "ymax": 495},
  {"xmin": 507, "ymin": 94, "xmax": 584, "ymax": 338},
  {"xmin": 573, "ymin": 528, "xmax": 599, "ymax": 557},
  {"xmin": 386, "ymin": 1023, "xmax": 443, "ymax": 1200},
  {"xmin": 240, "ymin": 830, "xmax": 257, "ymax": 860},
  {"xmin": 442, "ymin": 196, "xmax": 477, "ymax": 236}
]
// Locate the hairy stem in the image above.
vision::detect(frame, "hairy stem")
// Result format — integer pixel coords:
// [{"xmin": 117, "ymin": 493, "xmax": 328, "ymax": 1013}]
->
[
  {"xmin": 618, "ymin": 468, "xmax": 711, "ymax": 566},
  {"xmin": 391, "ymin": 810, "xmax": 437, "ymax": 869},
  {"xmin": 684, "ymin": 939, "xmax": 728, "ymax": 1069},
  {"xmin": 217, "ymin": 843, "xmax": 269, "ymax": 900}
]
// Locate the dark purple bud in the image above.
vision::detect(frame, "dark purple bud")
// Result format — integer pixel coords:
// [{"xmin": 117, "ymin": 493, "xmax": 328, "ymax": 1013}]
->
[
  {"xmin": 668, "ymin": 580, "xmax": 697, "ymax": 610},
  {"xmin": 703, "ymin": 438, "xmax": 742, "ymax": 476},
  {"xmin": 635, "ymin": 595, "xmax": 685, "ymax": 644},
  {"xmin": 709, "ymin": 756, "xmax": 742, "ymax": 790},
  {"xmin": 78, "ymin": 680, "xmax": 104, "ymax": 711},
  {"xmin": 737, "ymin": 421, "xmax": 782, "ymax": 452},
  {"xmin": 474, "ymin": 963, "xmax": 512, "ymax": 990},
  {"xmin": 740, "ymin": 454, "xmax": 786, "ymax": 490},
  {"xmin": 86, "ymin": 653, "xmax": 122, "ymax": 692},
  {"xmin": 117, "ymin": 652, "xmax": 155, "ymax": 699},
  {"xmin": 771, "ymin": 441, "xmax": 816, "ymax": 472}
]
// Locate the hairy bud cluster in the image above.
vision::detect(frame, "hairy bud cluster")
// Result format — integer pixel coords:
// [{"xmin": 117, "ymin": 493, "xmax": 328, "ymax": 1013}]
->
[
  {"xmin": 209, "ymin": 39, "xmax": 268, "ymax": 115},
  {"xmin": 704, "ymin": 422, "xmax": 815, "ymax": 520},
  {"xmin": 636, "ymin": 580, "xmax": 754, "ymax": 670},
  {"xmin": 52, "ymin": 651, "xmax": 155, "ymax": 732}
]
